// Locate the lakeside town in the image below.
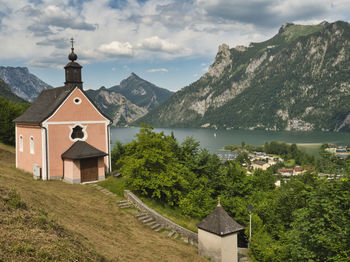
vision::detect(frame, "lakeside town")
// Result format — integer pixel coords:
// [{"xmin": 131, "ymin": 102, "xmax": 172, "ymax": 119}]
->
[{"xmin": 218, "ymin": 144, "xmax": 349, "ymax": 185}]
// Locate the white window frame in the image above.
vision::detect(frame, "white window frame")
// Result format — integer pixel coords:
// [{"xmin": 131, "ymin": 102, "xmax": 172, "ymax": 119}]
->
[
  {"xmin": 19, "ymin": 135, "xmax": 23, "ymax": 152},
  {"xmin": 73, "ymin": 97, "xmax": 82, "ymax": 105},
  {"xmin": 30, "ymin": 136, "xmax": 34, "ymax": 154},
  {"xmin": 69, "ymin": 124, "xmax": 88, "ymax": 142}
]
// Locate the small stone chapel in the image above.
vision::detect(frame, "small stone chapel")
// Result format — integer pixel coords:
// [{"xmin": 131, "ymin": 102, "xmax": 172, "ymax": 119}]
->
[
  {"xmin": 14, "ymin": 40, "xmax": 112, "ymax": 183},
  {"xmin": 197, "ymin": 202, "xmax": 244, "ymax": 262}
]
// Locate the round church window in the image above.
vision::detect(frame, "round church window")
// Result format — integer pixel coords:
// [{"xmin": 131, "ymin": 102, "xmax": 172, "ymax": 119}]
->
[{"xmin": 74, "ymin": 97, "xmax": 82, "ymax": 104}]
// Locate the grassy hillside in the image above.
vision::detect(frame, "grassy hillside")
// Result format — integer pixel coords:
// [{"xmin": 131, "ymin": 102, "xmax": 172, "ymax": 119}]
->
[
  {"xmin": 0, "ymin": 187, "xmax": 105, "ymax": 261},
  {"xmin": 0, "ymin": 143, "xmax": 203, "ymax": 261}
]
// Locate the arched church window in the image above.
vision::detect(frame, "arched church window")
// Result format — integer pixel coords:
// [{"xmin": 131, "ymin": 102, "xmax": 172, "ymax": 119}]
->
[
  {"xmin": 19, "ymin": 135, "xmax": 23, "ymax": 152},
  {"xmin": 71, "ymin": 125, "xmax": 84, "ymax": 140},
  {"xmin": 30, "ymin": 136, "xmax": 34, "ymax": 154}
]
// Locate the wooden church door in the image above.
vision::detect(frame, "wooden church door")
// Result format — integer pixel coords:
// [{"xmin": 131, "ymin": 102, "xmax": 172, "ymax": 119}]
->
[{"xmin": 80, "ymin": 158, "xmax": 98, "ymax": 182}]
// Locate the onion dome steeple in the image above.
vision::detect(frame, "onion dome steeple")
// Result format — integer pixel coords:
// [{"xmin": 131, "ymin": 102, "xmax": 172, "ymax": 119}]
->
[{"xmin": 64, "ymin": 38, "xmax": 83, "ymax": 89}]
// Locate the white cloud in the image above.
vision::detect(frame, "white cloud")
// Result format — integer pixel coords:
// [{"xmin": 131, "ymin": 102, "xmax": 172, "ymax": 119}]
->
[
  {"xmin": 147, "ymin": 68, "xmax": 168, "ymax": 73},
  {"xmin": 97, "ymin": 41, "xmax": 134, "ymax": 57},
  {"xmin": 0, "ymin": 0, "xmax": 348, "ymax": 69},
  {"xmin": 138, "ymin": 36, "xmax": 181, "ymax": 53}
]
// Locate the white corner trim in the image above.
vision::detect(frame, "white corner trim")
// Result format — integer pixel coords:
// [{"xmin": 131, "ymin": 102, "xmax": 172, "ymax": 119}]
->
[
  {"xmin": 41, "ymin": 128, "xmax": 47, "ymax": 180},
  {"xmin": 15, "ymin": 125, "xmax": 18, "ymax": 168},
  {"xmin": 42, "ymin": 122, "xmax": 50, "ymax": 180},
  {"xmin": 69, "ymin": 123, "xmax": 88, "ymax": 142},
  {"xmin": 108, "ymin": 124, "xmax": 111, "ymax": 172}
]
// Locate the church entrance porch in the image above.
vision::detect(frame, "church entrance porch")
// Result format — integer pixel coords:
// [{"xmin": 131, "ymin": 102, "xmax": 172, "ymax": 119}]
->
[{"xmin": 61, "ymin": 141, "xmax": 107, "ymax": 184}]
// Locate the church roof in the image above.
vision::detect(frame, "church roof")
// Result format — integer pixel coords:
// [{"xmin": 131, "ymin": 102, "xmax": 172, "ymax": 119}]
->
[
  {"xmin": 13, "ymin": 85, "xmax": 112, "ymax": 125},
  {"xmin": 197, "ymin": 204, "xmax": 244, "ymax": 236},
  {"xmin": 61, "ymin": 141, "xmax": 107, "ymax": 160},
  {"xmin": 13, "ymin": 85, "xmax": 74, "ymax": 124}
]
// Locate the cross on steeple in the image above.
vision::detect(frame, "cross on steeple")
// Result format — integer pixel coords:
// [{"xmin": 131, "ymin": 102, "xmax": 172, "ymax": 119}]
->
[
  {"xmin": 65, "ymin": 37, "xmax": 82, "ymax": 89},
  {"xmin": 70, "ymin": 38, "xmax": 74, "ymax": 50}
]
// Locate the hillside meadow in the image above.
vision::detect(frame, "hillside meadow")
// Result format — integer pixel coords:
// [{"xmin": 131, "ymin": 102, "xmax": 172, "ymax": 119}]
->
[{"xmin": 0, "ymin": 143, "xmax": 203, "ymax": 262}]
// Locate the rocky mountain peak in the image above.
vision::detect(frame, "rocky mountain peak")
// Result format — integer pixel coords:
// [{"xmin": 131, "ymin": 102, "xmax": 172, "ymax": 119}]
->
[
  {"xmin": 206, "ymin": 43, "xmax": 231, "ymax": 79},
  {"xmin": 278, "ymin": 22, "xmax": 295, "ymax": 33},
  {"xmin": 0, "ymin": 66, "xmax": 52, "ymax": 102}
]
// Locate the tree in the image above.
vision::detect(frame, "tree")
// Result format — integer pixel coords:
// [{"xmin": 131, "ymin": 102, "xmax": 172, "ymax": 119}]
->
[
  {"xmin": 288, "ymin": 177, "xmax": 350, "ymax": 261},
  {"xmin": 117, "ymin": 125, "xmax": 190, "ymax": 206},
  {"xmin": 0, "ymin": 97, "xmax": 29, "ymax": 145},
  {"xmin": 111, "ymin": 141, "xmax": 125, "ymax": 170}
]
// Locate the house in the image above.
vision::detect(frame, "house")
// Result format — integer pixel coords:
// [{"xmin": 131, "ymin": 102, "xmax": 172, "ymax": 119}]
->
[
  {"xmin": 14, "ymin": 42, "xmax": 112, "ymax": 183},
  {"xmin": 293, "ymin": 166, "xmax": 303, "ymax": 175},
  {"xmin": 277, "ymin": 168, "xmax": 293, "ymax": 176},
  {"xmin": 251, "ymin": 160, "xmax": 270, "ymax": 170}
]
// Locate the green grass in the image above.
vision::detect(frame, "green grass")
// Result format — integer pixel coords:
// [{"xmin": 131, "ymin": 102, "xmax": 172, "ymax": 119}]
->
[
  {"xmin": 98, "ymin": 175, "xmax": 127, "ymax": 196},
  {"xmin": 99, "ymin": 176, "xmax": 200, "ymax": 232},
  {"xmin": 0, "ymin": 186, "xmax": 105, "ymax": 261},
  {"xmin": 284, "ymin": 159, "xmax": 296, "ymax": 167},
  {"xmin": 138, "ymin": 196, "xmax": 200, "ymax": 233}
]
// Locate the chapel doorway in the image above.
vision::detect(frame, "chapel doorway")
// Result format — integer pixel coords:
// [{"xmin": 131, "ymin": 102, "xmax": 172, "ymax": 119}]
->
[{"xmin": 80, "ymin": 157, "xmax": 98, "ymax": 182}]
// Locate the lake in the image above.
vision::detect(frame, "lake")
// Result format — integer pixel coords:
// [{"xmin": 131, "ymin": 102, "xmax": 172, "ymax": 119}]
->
[{"xmin": 110, "ymin": 127, "xmax": 350, "ymax": 156}]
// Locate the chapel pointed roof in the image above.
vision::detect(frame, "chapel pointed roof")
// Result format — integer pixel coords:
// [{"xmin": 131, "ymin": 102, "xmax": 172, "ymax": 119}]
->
[
  {"xmin": 197, "ymin": 203, "xmax": 244, "ymax": 236},
  {"xmin": 13, "ymin": 85, "xmax": 73, "ymax": 124}
]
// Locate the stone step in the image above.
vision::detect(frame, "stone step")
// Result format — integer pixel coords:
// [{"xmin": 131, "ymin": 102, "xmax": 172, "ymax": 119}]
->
[
  {"xmin": 154, "ymin": 226, "xmax": 163, "ymax": 232},
  {"xmin": 135, "ymin": 213, "xmax": 148, "ymax": 219},
  {"xmin": 151, "ymin": 223, "xmax": 161, "ymax": 230},
  {"xmin": 142, "ymin": 217, "xmax": 154, "ymax": 224},
  {"xmin": 189, "ymin": 238, "xmax": 196, "ymax": 246},
  {"xmin": 168, "ymin": 231, "xmax": 176, "ymax": 238},
  {"xmin": 120, "ymin": 205, "xmax": 132, "ymax": 209},
  {"xmin": 138, "ymin": 215, "xmax": 151, "ymax": 221},
  {"xmin": 118, "ymin": 201, "xmax": 131, "ymax": 206},
  {"xmin": 147, "ymin": 221, "xmax": 157, "ymax": 227},
  {"xmin": 119, "ymin": 204, "xmax": 132, "ymax": 209},
  {"xmin": 182, "ymin": 236, "xmax": 189, "ymax": 243},
  {"xmin": 118, "ymin": 200, "xmax": 130, "ymax": 204}
]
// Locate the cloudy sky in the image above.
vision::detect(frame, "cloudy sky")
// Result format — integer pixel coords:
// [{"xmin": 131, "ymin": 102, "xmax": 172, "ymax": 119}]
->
[{"xmin": 0, "ymin": 0, "xmax": 349, "ymax": 91}]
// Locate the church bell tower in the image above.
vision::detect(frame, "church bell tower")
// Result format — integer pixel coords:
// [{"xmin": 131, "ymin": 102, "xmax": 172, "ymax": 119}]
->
[{"xmin": 64, "ymin": 38, "xmax": 83, "ymax": 89}]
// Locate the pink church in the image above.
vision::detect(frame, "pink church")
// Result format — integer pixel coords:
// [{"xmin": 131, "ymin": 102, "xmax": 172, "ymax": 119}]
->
[{"xmin": 14, "ymin": 44, "xmax": 112, "ymax": 183}]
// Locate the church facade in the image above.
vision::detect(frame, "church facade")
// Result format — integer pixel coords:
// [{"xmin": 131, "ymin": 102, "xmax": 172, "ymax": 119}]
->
[{"xmin": 14, "ymin": 43, "xmax": 112, "ymax": 183}]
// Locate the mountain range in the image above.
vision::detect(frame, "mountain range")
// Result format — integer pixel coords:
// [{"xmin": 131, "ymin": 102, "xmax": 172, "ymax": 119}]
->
[
  {"xmin": 0, "ymin": 67, "xmax": 52, "ymax": 102},
  {"xmin": 85, "ymin": 73, "xmax": 173, "ymax": 126},
  {"xmin": 2, "ymin": 21, "xmax": 350, "ymax": 131},
  {"xmin": 138, "ymin": 21, "xmax": 350, "ymax": 132},
  {"xmin": 0, "ymin": 67, "xmax": 173, "ymax": 126}
]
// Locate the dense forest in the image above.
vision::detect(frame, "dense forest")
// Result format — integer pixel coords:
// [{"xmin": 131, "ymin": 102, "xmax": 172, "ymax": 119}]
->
[{"xmin": 112, "ymin": 126, "xmax": 350, "ymax": 261}]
